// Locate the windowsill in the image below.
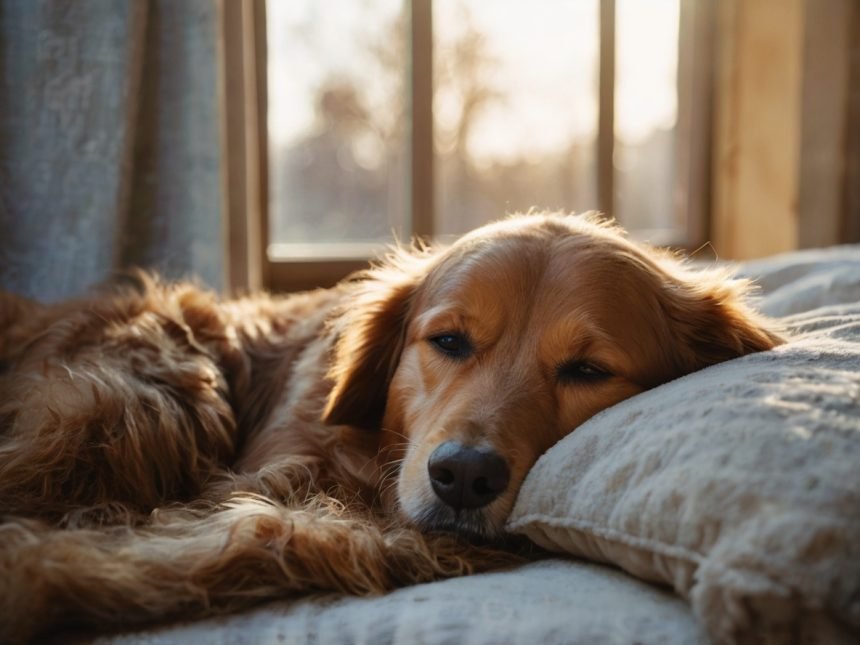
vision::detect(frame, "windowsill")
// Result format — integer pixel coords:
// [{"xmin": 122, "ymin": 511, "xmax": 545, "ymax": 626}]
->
[{"xmin": 267, "ymin": 241, "xmax": 392, "ymax": 262}]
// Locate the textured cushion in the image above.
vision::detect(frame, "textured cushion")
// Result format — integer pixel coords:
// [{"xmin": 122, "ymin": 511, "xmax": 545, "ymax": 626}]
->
[
  {"xmin": 736, "ymin": 245, "xmax": 860, "ymax": 317},
  {"xmin": 101, "ymin": 560, "xmax": 705, "ymax": 645},
  {"xmin": 507, "ymin": 305, "xmax": 860, "ymax": 643}
]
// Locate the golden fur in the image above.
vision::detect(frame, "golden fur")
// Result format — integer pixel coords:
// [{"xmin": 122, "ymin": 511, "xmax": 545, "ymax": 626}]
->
[{"xmin": 0, "ymin": 213, "xmax": 783, "ymax": 641}]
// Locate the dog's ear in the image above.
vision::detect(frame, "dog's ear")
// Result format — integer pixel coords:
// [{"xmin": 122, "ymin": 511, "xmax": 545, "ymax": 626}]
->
[
  {"xmin": 321, "ymin": 247, "xmax": 433, "ymax": 430},
  {"xmin": 656, "ymin": 263, "xmax": 784, "ymax": 374}
]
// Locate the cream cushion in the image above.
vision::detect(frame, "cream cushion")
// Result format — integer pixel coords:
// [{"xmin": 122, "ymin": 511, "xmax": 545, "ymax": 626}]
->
[
  {"xmin": 102, "ymin": 560, "xmax": 705, "ymax": 644},
  {"xmin": 737, "ymin": 245, "xmax": 860, "ymax": 317},
  {"xmin": 507, "ymin": 304, "xmax": 860, "ymax": 643}
]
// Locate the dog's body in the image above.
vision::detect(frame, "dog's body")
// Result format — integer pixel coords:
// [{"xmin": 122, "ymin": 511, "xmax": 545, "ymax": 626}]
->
[{"xmin": 0, "ymin": 213, "xmax": 782, "ymax": 640}]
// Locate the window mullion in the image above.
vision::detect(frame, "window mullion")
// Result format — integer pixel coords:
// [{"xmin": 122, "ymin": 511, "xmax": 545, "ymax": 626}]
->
[
  {"xmin": 410, "ymin": 0, "xmax": 434, "ymax": 240},
  {"xmin": 597, "ymin": 0, "xmax": 616, "ymax": 219}
]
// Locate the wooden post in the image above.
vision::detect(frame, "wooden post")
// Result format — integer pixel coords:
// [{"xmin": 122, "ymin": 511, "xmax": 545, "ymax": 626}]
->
[
  {"xmin": 410, "ymin": 0, "xmax": 434, "ymax": 240},
  {"xmin": 712, "ymin": 0, "xmax": 856, "ymax": 259},
  {"xmin": 219, "ymin": 0, "xmax": 264, "ymax": 294},
  {"xmin": 597, "ymin": 0, "xmax": 616, "ymax": 219}
]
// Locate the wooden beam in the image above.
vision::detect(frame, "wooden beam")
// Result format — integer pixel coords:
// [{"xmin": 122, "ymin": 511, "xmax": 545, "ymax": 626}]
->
[
  {"xmin": 218, "ymin": 0, "xmax": 264, "ymax": 294},
  {"xmin": 597, "ymin": 0, "xmax": 616, "ymax": 218},
  {"xmin": 410, "ymin": 0, "xmax": 434, "ymax": 240},
  {"xmin": 267, "ymin": 259, "xmax": 370, "ymax": 293},
  {"xmin": 250, "ymin": 0, "xmax": 270, "ymax": 285},
  {"xmin": 240, "ymin": 0, "xmax": 264, "ymax": 291},
  {"xmin": 844, "ymin": 2, "xmax": 860, "ymax": 243},
  {"xmin": 675, "ymin": 0, "xmax": 714, "ymax": 250},
  {"xmin": 712, "ymin": 0, "xmax": 804, "ymax": 259},
  {"xmin": 797, "ymin": 0, "xmax": 853, "ymax": 249}
]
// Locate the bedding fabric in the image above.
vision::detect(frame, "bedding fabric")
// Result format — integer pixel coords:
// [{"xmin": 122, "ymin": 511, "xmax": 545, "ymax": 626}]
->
[
  {"xmin": 100, "ymin": 560, "xmax": 705, "ymax": 644},
  {"xmin": 508, "ymin": 252, "xmax": 860, "ymax": 643},
  {"xmin": 736, "ymin": 245, "xmax": 860, "ymax": 318}
]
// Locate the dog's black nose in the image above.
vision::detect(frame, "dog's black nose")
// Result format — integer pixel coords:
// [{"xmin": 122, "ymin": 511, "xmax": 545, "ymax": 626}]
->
[{"xmin": 427, "ymin": 441, "xmax": 510, "ymax": 510}]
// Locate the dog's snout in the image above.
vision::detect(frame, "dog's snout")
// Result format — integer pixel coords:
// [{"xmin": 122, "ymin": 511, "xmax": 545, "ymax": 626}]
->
[{"xmin": 427, "ymin": 441, "xmax": 510, "ymax": 510}]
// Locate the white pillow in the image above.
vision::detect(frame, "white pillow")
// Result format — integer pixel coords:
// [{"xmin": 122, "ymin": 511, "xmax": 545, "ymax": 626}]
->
[
  {"xmin": 508, "ymin": 305, "xmax": 860, "ymax": 644},
  {"xmin": 736, "ymin": 244, "xmax": 860, "ymax": 317}
]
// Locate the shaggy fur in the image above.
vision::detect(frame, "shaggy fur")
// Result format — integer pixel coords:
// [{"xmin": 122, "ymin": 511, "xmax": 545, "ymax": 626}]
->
[{"xmin": 0, "ymin": 213, "xmax": 783, "ymax": 641}]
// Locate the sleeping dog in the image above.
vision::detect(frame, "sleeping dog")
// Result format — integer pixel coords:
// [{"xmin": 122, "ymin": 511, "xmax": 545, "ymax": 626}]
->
[{"xmin": 0, "ymin": 212, "xmax": 782, "ymax": 640}]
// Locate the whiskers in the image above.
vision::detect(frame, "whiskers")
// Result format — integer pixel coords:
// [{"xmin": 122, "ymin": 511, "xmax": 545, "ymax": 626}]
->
[
  {"xmin": 413, "ymin": 503, "xmax": 494, "ymax": 542},
  {"xmin": 375, "ymin": 431, "xmax": 410, "ymax": 511}
]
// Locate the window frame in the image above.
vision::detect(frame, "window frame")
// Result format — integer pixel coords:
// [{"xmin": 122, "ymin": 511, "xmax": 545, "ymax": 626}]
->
[{"xmin": 221, "ymin": 0, "xmax": 713, "ymax": 295}]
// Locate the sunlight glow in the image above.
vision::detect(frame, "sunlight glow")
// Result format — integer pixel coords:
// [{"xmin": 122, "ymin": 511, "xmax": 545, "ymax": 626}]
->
[
  {"xmin": 434, "ymin": 0, "xmax": 599, "ymax": 165},
  {"xmin": 616, "ymin": 0, "xmax": 679, "ymax": 144},
  {"xmin": 265, "ymin": 0, "xmax": 682, "ymax": 243},
  {"xmin": 268, "ymin": 0, "xmax": 679, "ymax": 155},
  {"xmin": 267, "ymin": 0, "xmax": 402, "ymax": 149}
]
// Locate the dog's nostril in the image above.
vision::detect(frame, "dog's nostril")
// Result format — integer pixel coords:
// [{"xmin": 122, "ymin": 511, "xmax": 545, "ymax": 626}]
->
[
  {"xmin": 427, "ymin": 441, "xmax": 510, "ymax": 510},
  {"xmin": 432, "ymin": 468, "xmax": 455, "ymax": 486},
  {"xmin": 472, "ymin": 476, "xmax": 491, "ymax": 496}
]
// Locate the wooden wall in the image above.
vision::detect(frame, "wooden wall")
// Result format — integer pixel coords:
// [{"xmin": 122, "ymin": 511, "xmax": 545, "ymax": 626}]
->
[{"xmin": 712, "ymin": 0, "xmax": 858, "ymax": 259}]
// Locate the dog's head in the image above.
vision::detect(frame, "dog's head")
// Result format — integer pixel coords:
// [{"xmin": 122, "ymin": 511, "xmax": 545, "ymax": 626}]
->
[{"xmin": 322, "ymin": 213, "xmax": 783, "ymax": 538}]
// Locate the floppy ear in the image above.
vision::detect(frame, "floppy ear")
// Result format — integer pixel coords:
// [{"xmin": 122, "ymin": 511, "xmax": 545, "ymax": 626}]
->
[
  {"xmin": 321, "ymin": 248, "xmax": 432, "ymax": 430},
  {"xmin": 658, "ymin": 265, "xmax": 785, "ymax": 373}
]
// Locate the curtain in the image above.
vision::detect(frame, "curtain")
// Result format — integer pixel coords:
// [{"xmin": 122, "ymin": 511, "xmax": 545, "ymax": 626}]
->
[{"xmin": 0, "ymin": 0, "xmax": 225, "ymax": 302}]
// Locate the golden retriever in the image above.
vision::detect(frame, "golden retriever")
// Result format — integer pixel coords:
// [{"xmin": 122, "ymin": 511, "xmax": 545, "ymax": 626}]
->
[{"xmin": 0, "ymin": 213, "xmax": 782, "ymax": 640}]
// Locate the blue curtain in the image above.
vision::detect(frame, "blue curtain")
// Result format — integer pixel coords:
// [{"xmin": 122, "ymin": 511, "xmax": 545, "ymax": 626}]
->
[{"xmin": 0, "ymin": 0, "xmax": 225, "ymax": 302}]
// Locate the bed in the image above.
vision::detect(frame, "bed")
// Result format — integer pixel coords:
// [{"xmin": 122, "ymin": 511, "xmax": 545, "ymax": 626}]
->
[{"xmin": 95, "ymin": 247, "xmax": 860, "ymax": 644}]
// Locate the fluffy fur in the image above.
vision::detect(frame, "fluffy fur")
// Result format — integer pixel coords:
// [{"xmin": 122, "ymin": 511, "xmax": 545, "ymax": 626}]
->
[{"xmin": 0, "ymin": 213, "xmax": 783, "ymax": 641}]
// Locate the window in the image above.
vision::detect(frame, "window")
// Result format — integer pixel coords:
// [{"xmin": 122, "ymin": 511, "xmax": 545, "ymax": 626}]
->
[
  {"xmin": 223, "ymin": 0, "xmax": 713, "ymax": 293},
  {"xmin": 432, "ymin": 0, "xmax": 599, "ymax": 237},
  {"xmin": 267, "ymin": 0, "xmax": 409, "ymax": 251}
]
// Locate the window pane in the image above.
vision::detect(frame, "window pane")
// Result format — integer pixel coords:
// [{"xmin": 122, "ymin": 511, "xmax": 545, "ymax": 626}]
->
[
  {"xmin": 434, "ymin": 0, "xmax": 599, "ymax": 237},
  {"xmin": 266, "ymin": 0, "xmax": 408, "ymax": 254},
  {"xmin": 615, "ymin": 0, "xmax": 680, "ymax": 238}
]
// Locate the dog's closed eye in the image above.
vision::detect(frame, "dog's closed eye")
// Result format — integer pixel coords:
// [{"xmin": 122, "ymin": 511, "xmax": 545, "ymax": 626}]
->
[
  {"xmin": 556, "ymin": 360, "xmax": 613, "ymax": 384},
  {"xmin": 429, "ymin": 333, "xmax": 473, "ymax": 360}
]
